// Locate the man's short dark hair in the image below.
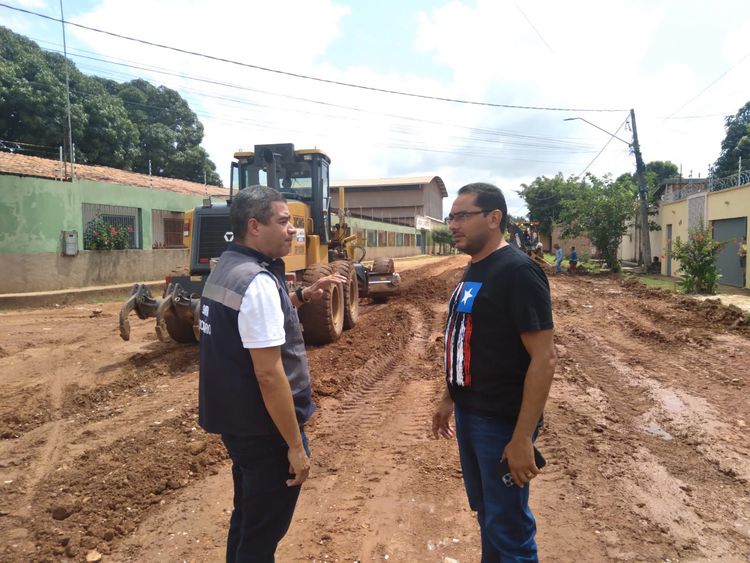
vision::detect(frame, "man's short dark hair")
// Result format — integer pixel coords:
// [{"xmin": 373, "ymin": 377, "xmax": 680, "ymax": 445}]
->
[
  {"xmin": 457, "ymin": 182, "xmax": 508, "ymax": 233},
  {"xmin": 230, "ymin": 185, "xmax": 287, "ymax": 239}
]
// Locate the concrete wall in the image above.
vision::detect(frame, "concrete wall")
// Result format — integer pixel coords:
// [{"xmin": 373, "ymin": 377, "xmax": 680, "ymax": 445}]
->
[
  {"xmin": 660, "ymin": 198, "xmax": 689, "ymax": 277},
  {"xmin": 331, "ymin": 212, "xmax": 423, "ymax": 259},
  {"xmin": 550, "ymin": 225, "xmax": 596, "ymax": 258},
  {"xmin": 659, "ymin": 183, "xmax": 750, "ymax": 288},
  {"xmin": 618, "ymin": 216, "xmax": 662, "ymax": 263},
  {"xmin": 0, "ymin": 174, "xmax": 206, "ymax": 254},
  {"xmin": 0, "ymin": 174, "xmax": 208, "ymax": 293},
  {"xmin": 3, "ymin": 249, "xmax": 188, "ymax": 293},
  {"xmin": 362, "ymin": 246, "xmax": 421, "ymax": 260}
]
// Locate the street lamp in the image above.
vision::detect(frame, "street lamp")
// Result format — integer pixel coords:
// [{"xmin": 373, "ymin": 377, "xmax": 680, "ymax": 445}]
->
[{"xmin": 564, "ymin": 109, "xmax": 651, "ymax": 270}]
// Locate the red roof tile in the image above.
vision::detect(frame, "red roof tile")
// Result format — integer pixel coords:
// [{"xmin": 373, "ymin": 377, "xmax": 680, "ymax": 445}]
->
[{"xmin": 0, "ymin": 152, "xmax": 227, "ymax": 197}]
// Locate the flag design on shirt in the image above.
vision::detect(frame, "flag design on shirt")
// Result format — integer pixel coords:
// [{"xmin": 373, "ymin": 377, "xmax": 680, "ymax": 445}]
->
[{"xmin": 444, "ymin": 281, "xmax": 482, "ymax": 387}]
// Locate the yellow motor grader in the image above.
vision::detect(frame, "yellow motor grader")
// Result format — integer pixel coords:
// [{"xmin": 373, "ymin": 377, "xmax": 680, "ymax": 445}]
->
[{"xmin": 119, "ymin": 143, "xmax": 400, "ymax": 345}]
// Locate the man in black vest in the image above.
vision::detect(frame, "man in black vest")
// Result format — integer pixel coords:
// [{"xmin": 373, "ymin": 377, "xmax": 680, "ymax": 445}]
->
[
  {"xmin": 199, "ymin": 185, "xmax": 345, "ymax": 562},
  {"xmin": 433, "ymin": 183, "xmax": 556, "ymax": 562}
]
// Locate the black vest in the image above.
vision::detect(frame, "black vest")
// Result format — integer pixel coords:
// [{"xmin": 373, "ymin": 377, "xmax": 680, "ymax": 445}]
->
[{"xmin": 198, "ymin": 243, "xmax": 315, "ymax": 436}]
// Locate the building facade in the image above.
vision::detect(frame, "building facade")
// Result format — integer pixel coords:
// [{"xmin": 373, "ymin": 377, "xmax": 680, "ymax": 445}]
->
[
  {"xmin": 330, "ymin": 176, "xmax": 447, "ymax": 226},
  {"xmin": 659, "ymin": 175, "xmax": 749, "ymax": 288},
  {"xmin": 0, "ymin": 152, "xmax": 226, "ymax": 293}
]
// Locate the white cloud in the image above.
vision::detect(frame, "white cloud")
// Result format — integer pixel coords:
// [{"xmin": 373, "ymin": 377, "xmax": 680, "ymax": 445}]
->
[
  {"xmin": 43, "ymin": 0, "xmax": 750, "ymax": 216},
  {"xmin": 14, "ymin": 0, "xmax": 49, "ymax": 8}
]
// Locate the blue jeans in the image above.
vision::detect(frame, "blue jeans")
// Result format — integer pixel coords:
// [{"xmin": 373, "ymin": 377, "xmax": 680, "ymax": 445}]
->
[
  {"xmin": 455, "ymin": 406, "xmax": 538, "ymax": 563},
  {"xmin": 555, "ymin": 258, "xmax": 563, "ymax": 273},
  {"xmin": 221, "ymin": 431, "xmax": 309, "ymax": 563}
]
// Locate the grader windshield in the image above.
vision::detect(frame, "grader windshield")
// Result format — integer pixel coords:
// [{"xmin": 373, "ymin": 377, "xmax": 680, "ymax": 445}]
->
[{"xmin": 233, "ymin": 144, "xmax": 330, "ymax": 242}]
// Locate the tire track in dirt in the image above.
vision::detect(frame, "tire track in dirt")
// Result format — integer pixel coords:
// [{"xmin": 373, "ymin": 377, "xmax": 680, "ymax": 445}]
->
[
  {"xmin": 549, "ymin": 275, "xmax": 750, "ymax": 560},
  {"xmin": 278, "ymin": 268, "xmax": 479, "ymax": 562},
  {"xmin": 14, "ymin": 357, "xmax": 65, "ymax": 519}
]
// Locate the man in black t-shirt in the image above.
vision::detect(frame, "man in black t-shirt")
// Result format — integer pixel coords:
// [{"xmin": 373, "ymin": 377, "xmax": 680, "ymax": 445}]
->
[{"xmin": 433, "ymin": 182, "xmax": 556, "ymax": 562}]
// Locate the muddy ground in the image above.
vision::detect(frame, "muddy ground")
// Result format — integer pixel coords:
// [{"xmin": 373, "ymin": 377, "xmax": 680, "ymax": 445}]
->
[{"xmin": 1, "ymin": 255, "xmax": 749, "ymax": 562}]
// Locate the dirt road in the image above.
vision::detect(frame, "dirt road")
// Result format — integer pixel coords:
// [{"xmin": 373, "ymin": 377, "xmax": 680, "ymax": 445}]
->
[{"xmin": 1, "ymin": 256, "xmax": 749, "ymax": 562}]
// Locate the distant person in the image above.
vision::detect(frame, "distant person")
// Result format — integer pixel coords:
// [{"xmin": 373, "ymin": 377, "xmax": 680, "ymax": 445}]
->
[
  {"xmin": 651, "ymin": 255, "xmax": 661, "ymax": 274},
  {"xmin": 568, "ymin": 246, "xmax": 578, "ymax": 272},
  {"xmin": 523, "ymin": 228, "xmax": 532, "ymax": 254},
  {"xmin": 535, "ymin": 241, "xmax": 544, "ymax": 259},
  {"xmin": 435, "ymin": 182, "xmax": 556, "ymax": 561},
  {"xmin": 740, "ymin": 236, "xmax": 747, "ymax": 285},
  {"xmin": 554, "ymin": 243, "xmax": 563, "ymax": 273},
  {"xmin": 198, "ymin": 185, "xmax": 345, "ymax": 562}
]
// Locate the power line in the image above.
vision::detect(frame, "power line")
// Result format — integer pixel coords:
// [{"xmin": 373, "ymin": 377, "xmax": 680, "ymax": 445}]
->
[
  {"xmin": 513, "ymin": 2, "xmax": 554, "ymax": 54},
  {"xmin": 661, "ymin": 112, "xmax": 731, "ymax": 120},
  {"xmin": 576, "ymin": 115, "xmax": 630, "ymax": 178},
  {"xmin": 30, "ymin": 42, "xmax": 599, "ymax": 153},
  {"xmin": 0, "ymin": 138, "xmax": 59, "ymax": 149},
  {"xmin": 664, "ymin": 48, "xmax": 750, "ymax": 119},
  {"xmin": 31, "ymin": 36, "xmax": 594, "ymax": 147},
  {"xmin": 14, "ymin": 74, "xmax": 592, "ymax": 165},
  {"xmin": 0, "ymin": 2, "xmax": 626, "ymax": 113}
]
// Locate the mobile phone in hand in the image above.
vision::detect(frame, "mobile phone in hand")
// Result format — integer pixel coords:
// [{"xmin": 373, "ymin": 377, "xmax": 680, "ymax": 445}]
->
[{"xmin": 496, "ymin": 447, "xmax": 546, "ymax": 487}]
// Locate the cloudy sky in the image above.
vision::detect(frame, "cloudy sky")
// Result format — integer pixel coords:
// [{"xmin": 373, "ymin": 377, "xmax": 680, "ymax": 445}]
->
[{"xmin": 4, "ymin": 0, "xmax": 750, "ymax": 217}]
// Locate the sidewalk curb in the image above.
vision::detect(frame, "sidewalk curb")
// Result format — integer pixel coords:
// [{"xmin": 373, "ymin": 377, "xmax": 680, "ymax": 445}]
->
[{"xmin": 0, "ymin": 281, "xmax": 165, "ymax": 311}]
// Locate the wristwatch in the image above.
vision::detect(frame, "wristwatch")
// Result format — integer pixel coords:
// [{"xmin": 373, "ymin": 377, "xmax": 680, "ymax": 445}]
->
[{"xmin": 295, "ymin": 286, "xmax": 311, "ymax": 304}]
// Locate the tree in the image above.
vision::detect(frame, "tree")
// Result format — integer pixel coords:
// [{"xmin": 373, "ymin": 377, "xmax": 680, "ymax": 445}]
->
[
  {"xmin": 518, "ymin": 173, "xmax": 579, "ymax": 237},
  {"xmin": 0, "ymin": 26, "xmax": 221, "ymax": 185},
  {"xmin": 109, "ymin": 79, "xmax": 222, "ymax": 184},
  {"xmin": 617, "ymin": 160, "xmax": 678, "ymax": 205},
  {"xmin": 558, "ymin": 174, "xmax": 638, "ymax": 272},
  {"xmin": 714, "ymin": 100, "xmax": 750, "ymax": 178},
  {"xmin": 431, "ymin": 228, "xmax": 454, "ymax": 255}
]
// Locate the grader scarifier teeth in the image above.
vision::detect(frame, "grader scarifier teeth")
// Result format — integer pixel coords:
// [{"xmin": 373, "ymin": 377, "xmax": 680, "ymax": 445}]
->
[
  {"xmin": 154, "ymin": 286, "xmax": 175, "ymax": 343},
  {"xmin": 155, "ymin": 283, "xmax": 201, "ymax": 344},
  {"xmin": 119, "ymin": 284, "xmax": 160, "ymax": 341},
  {"xmin": 119, "ymin": 283, "xmax": 200, "ymax": 343}
]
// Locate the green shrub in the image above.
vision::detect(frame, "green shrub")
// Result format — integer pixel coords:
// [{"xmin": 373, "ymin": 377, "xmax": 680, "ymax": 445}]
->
[
  {"xmin": 668, "ymin": 225, "xmax": 724, "ymax": 294},
  {"xmin": 83, "ymin": 217, "xmax": 132, "ymax": 250}
]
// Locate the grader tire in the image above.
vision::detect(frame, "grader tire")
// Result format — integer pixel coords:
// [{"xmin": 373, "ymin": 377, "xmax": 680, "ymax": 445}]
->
[
  {"xmin": 298, "ymin": 263, "xmax": 345, "ymax": 345},
  {"xmin": 372, "ymin": 257, "xmax": 395, "ymax": 274},
  {"xmin": 164, "ymin": 310, "xmax": 198, "ymax": 343},
  {"xmin": 332, "ymin": 260, "xmax": 359, "ymax": 330}
]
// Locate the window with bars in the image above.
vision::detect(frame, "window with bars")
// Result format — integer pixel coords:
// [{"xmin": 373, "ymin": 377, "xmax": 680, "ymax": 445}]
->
[
  {"xmin": 82, "ymin": 203, "xmax": 140, "ymax": 249},
  {"xmin": 151, "ymin": 210, "xmax": 186, "ymax": 248}
]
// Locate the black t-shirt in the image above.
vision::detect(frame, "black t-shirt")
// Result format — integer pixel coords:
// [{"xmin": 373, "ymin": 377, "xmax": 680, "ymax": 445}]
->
[{"xmin": 444, "ymin": 244, "xmax": 553, "ymax": 422}]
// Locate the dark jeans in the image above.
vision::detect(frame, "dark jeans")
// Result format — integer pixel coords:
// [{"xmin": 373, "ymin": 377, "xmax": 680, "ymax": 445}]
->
[
  {"xmin": 455, "ymin": 405, "xmax": 539, "ymax": 563},
  {"xmin": 221, "ymin": 431, "xmax": 309, "ymax": 563}
]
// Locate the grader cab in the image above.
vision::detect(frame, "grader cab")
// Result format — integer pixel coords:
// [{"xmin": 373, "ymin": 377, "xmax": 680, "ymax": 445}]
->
[{"xmin": 119, "ymin": 143, "xmax": 400, "ymax": 345}]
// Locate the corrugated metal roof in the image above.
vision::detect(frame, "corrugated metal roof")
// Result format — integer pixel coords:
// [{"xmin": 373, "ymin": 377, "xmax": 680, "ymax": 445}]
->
[
  {"xmin": 331, "ymin": 175, "xmax": 447, "ymax": 197},
  {"xmin": 0, "ymin": 152, "xmax": 227, "ymax": 197}
]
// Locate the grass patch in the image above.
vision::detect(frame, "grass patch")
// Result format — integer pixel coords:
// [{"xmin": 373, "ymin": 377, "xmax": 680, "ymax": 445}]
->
[
  {"xmin": 625, "ymin": 274, "xmax": 679, "ymax": 292},
  {"xmin": 542, "ymin": 252, "xmax": 605, "ymax": 273}
]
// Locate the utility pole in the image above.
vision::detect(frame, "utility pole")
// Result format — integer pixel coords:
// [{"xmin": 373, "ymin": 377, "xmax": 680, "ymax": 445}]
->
[
  {"xmin": 60, "ymin": 0, "xmax": 75, "ymax": 179},
  {"xmin": 630, "ymin": 109, "xmax": 651, "ymax": 270}
]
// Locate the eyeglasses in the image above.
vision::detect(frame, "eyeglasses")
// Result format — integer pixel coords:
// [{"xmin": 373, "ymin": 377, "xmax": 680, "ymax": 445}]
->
[{"xmin": 447, "ymin": 209, "xmax": 493, "ymax": 223}]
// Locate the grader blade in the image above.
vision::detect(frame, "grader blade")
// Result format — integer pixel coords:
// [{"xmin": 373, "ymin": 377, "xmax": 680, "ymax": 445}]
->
[{"xmin": 119, "ymin": 284, "xmax": 161, "ymax": 341}]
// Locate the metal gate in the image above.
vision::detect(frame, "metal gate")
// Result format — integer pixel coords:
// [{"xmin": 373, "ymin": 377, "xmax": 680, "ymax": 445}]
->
[{"xmin": 712, "ymin": 217, "xmax": 747, "ymax": 287}]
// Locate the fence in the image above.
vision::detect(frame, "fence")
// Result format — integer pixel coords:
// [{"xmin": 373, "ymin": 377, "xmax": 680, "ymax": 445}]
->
[{"xmin": 709, "ymin": 170, "xmax": 750, "ymax": 192}]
